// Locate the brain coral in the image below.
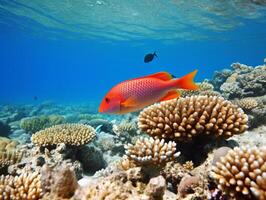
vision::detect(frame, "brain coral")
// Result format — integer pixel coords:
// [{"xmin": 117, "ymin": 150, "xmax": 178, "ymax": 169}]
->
[
  {"xmin": 211, "ymin": 146, "xmax": 266, "ymax": 200},
  {"xmin": 125, "ymin": 137, "xmax": 180, "ymax": 165},
  {"xmin": 138, "ymin": 96, "xmax": 248, "ymax": 142},
  {"xmin": 31, "ymin": 124, "xmax": 96, "ymax": 146},
  {"xmin": 0, "ymin": 172, "xmax": 43, "ymax": 200}
]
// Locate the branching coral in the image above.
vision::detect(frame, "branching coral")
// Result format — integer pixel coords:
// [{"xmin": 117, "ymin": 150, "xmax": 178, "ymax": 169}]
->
[
  {"xmin": 138, "ymin": 96, "xmax": 248, "ymax": 142},
  {"xmin": 211, "ymin": 146, "xmax": 266, "ymax": 199},
  {"xmin": 31, "ymin": 124, "xmax": 96, "ymax": 146},
  {"xmin": 0, "ymin": 172, "xmax": 43, "ymax": 200},
  {"xmin": 125, "ymin": 137, "xmax": 180, "ymax": 165}
]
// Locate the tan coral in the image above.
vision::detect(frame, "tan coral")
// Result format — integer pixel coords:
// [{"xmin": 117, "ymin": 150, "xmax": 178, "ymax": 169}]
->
[
  {"xmin": 116, "ymin": 156, "xmax": 137, "ymax": 171},
  {"xmin": 233, "ymin": 97, "xmax": 259, "ymax": 111},
  {"xmin": 125, "ymin": 137, "xmax": 180, "ymax": 165},
  {"xmin": 0, "ymin": 172, "xmax": 43, "ymax": 200},
  {"xmin": 211, "ymin": 146, "xmax": 266, "ymax": 200},
  {"xmin": 138, "ymin": 96, "xmax": 248, "ymax": 141},
  {"xmin": 0, "ymin": 150, "xmax": 22, "ymax": 169},
  {"xmin": 182, "ymin": 161, "xmax": 194, "ymax": 171},
  {"xmin": 31, "ymin": 124, "xmax": 96, "ymax": 146},
  {"xmin": 0, "ymin": 137, "xmax": 18, "ymax": 152}
]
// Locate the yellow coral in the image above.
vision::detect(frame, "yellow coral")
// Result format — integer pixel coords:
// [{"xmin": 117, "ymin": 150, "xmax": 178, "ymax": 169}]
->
[
  {"xmin": 31, "ymin": 124, "xmax": 96, "ymax": 146},
  {"xmin": 0, "ymin": 137, "xmax": 18, "ymax": 152},
  {"xmin": 182, "ymin": 161, "xmax": 194, "ymax": 171},
  {"xmin": 138, "ymin": 96, "xmax": 248, "ymax": 142},
  {"xmin": 0, "ymin": 172, "xmax": 43, "ymax": 200},
  {"xmin": 211, "ymin": 146, "xmax": 266, "ymax": 200},
  {"xmin": 0, "ymin": 137, "xmax": 22, "ymax": 169},
  {"xmin": 125, "ymin": 137, "xmax": 180, "ymax": 165}
]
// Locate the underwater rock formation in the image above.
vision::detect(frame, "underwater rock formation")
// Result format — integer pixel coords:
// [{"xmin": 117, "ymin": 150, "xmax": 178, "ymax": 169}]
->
[
  {"xmin": 211, "ymin": 146, "xmax": 266, "ymax": 199},
  {"xmin": 138, "ymin": 96, "xmax": 248, "ymax": 142},
  {"xmin": 31, "ymin": 123, "xmax": 96, "ymax": 146}
]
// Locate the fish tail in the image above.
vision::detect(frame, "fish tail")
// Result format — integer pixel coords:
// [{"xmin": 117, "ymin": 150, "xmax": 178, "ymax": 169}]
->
[{"xmin": 169, "ymin": 70, "xmax": 198, "ymax": 90}]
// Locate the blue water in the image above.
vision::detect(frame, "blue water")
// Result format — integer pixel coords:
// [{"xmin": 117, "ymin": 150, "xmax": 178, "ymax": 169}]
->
[{"xmin": 0, "ymin": 1, "xmax": 266, "ymax": 104}]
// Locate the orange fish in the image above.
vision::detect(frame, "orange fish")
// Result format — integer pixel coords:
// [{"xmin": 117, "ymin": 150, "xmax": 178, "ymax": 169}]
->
[{"xmin": 99, "ymin": 70, "xmax": 198, "ymax": 114}]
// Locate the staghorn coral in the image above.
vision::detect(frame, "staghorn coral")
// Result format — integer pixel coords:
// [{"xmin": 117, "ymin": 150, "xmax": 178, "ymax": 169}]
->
[
  {"xmin": 125, "ymin": 137, "xmax": 180, "ymax": 166},
  {"xmin": 20, "ymin": 115, "xmax": 65, "ymax": 133},
  {"xmin": 211, "ymin": 146, "xmax": 266, "ymax": 199},
  {"xmin": 31, "ymin": 123, "xmax": 96, "ymax": 146},
  {"xmin": 138, "ymin": 96, "xmax": 248, "ymax": 142},
  {"xmin": 0, "ymin": 171, "xmax": 43, "ymax": 200}
]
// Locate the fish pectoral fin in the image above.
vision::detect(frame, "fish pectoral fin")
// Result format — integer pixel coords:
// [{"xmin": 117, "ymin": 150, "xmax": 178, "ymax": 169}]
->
[
  {"xmin": 121, "ymin": 97, "xmax": 138, "ymax": 107},
  {"xmin": 158, "ymin": 90, "xmax": 180, "ymax": 102}
]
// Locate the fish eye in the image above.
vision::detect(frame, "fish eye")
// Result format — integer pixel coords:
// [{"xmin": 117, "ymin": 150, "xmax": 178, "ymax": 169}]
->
[{"xmin": 105, "ymin": 97, "xmax": 110, "ymax": 103}]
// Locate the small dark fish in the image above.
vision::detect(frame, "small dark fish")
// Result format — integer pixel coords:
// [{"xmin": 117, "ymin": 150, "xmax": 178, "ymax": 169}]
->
[
  {"xmin": 33, "ymin": 96, "xmax": 38, "ymax": 101},
  {"xmin": 144, "ymin": 51, "xmax": 158, "ymax": 63}
]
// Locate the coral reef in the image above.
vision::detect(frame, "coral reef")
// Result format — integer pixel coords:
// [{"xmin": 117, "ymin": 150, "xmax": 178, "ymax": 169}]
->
[
  {"xmin": 125, "ymin": 137, "xmax": 180, "ymax": 166},
  {"xmin": 31, "ymin": 123, "xmax": 96, "ymax": 146},
  {"xmin": 211, "ymin": 146, "xmax": 266, "ymax": 199},
  {"xmin": 0, "ymin": 171, "xmax": 43, "ymax": 200},
  {"xmin": 138, "ymin": 96, "xmax": 248, "ymax": 142},
  {"xmin": 211, "ymin": 62, "xmax": 266, "ymax": 128},
  {"xmin": 20, "ymin": 115, "xmax": 65, "ymax": 133}
]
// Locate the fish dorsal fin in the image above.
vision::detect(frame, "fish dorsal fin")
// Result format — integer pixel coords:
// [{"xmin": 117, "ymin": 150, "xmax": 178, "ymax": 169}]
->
[
  {"xmin": 134, "ymin": 72, "xmax": 173, "ymax": 81},
  {"xmin": 158, "ymin": 90, "xmax": 180, "ymax": 102}
]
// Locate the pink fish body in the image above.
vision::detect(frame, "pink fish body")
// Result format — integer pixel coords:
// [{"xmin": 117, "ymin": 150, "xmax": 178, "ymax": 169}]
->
[{"xmin": 99, "ymin": 70, "xmax": 198, "ymax": 114}]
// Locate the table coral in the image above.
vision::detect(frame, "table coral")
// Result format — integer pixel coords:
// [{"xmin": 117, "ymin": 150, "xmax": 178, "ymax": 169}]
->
[
  {"xmin": 211, "ymin": 146, "xmax": 266, "ymax": 199},
  {"xmin": 125, "ymin": 137, "xmax": 180, "ymax": 165},
  {"xmin": 0, "ymin": 172, "xmax": 43, "ymax": 200},
  {"xmin": 138, "ymin": 96, "xmax": 248, "ymax": 142},
  {"xmin": 31, "ymin": 123, "xmax": 96, "ymax": 146}
]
